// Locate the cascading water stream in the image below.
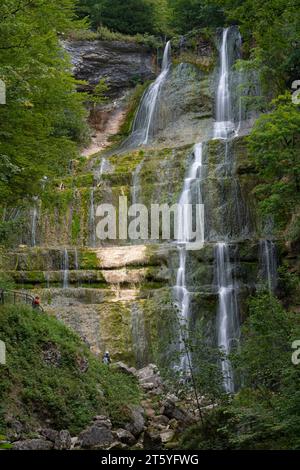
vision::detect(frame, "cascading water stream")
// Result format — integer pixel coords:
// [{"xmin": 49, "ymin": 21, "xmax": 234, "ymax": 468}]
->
[
  {"xmin": 31, "ymin": 206, "xmax": 38, "ymax": 247},
  {"xmin": 215, "ymin": 243, "xmax": 239, "ymax": 393},
  {"xmin": 174, "ymin": 143, "xmax": 204, "ymax": 371},
  {"xmin": 260, "ymin": 240, "xmax": 277, "ymax": 292},
  {"xmin": 214, "ymin": 27, "xmax": 241, "ymax": 392},
  {"xmin": 124, "ymin": 41, "xmax": 171, "ymax": 147},
  {"xmin": 131, "ymin": 159, "xmax": 144, "ymax": 205},
  {"xmin": 62, "ymin": 248, "xmax": 69, "ymax": 289},
  {"xmin": 89, "ymin": 188, "xmax": 96, "ymax": 247}
]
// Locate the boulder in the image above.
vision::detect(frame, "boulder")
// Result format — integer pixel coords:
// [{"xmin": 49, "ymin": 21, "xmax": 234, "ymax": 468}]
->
[
  {"xmin": 161, "ymin": 397, "xmax": 194, "ymax": 425},
  {"xmin": 151, "ymin": 415, "xmax": 170, "ymax": 426},
  {"xmin": 112, "ymin": 362, "xmax": 137, "ymax": 377},
  {"xmin": 13, "ymin": 439, "xmax": 54, "ymax": 450},
  {"xmin": 93, "ymin": 415, "xmax": 112, "ymax": 429},
  {"xmin": 54, "ymin": 430, "xmax": 72, "ymax": 450},
  {"xmin": 125, "ymin": 405, "xmax": 145, "ymax": 438},
  {"xmin": 39, "ymin": 428, "xmax": 59, "ymax": 442},
  {"xmin": 78, "ymin": 424, "xmax": 114, "ymax": 449},
  {"xmin": 6, "ymin": 419, "xmax": 25, "ymax": 442},
  {"xmin": 143, "ymin": 429, "xmax": 162, "ymax": 450},
  {"xmin": 114, "ymin": 429, "xmax": 136, "ymax": 446},
  {"xmin": 160, "ymin": 430, "xmax": 175, "ymax": 444},
  {"xmin": 136, "ymin": 364, "xmax": 163, "ymax": 390}
]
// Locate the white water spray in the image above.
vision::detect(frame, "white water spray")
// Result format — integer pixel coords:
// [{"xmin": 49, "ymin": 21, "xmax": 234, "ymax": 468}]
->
[
  {"xmin": 174, "ymin": 142, "xmax": 204, "ymax": 371},
  {"xmin": 62, "ymin": 248, "xmax": 69, "ymax": 289},
  {"xmin": 126, "ymin": 41, "xmax": 171, "ymax": 147}
]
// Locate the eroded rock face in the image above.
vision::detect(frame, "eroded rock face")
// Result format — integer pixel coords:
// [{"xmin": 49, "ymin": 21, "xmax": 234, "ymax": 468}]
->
[{"xmin": 63, "ymin": 40, "xmax": 156, "ymax": 98}]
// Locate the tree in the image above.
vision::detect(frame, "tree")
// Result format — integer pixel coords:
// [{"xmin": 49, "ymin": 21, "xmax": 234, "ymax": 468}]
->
[
  {"xmin": 78, "ymin": 0, "xmax": 156, "ymax": 34},
  {"xmin": 248, "ymin": 94, "xmax": 300, "ymax": 232},
  {"xmin": 218, "ymin": 0, "xmax": 300, "ymax": 92},
  {"xmin": 168, "ymin": 0, "xmax": 225, "ymax": 34},
  {"xmin": 0, "ymin": 1, "xmax": 89, "ymax": 204}
]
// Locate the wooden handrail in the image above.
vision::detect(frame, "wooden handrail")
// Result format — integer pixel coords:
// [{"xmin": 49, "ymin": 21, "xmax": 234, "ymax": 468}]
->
[{"xmin": 0, "ymin": 289, "xmax": 44, "ymax": 313}]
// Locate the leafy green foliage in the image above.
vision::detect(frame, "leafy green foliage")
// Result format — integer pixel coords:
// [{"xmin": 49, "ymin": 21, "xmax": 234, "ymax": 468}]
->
[
  {"xmin": 181, "ymin": 292, "xmax": 300, "ymax": 449},
  {"xmin": 0, "ymin": 0, "xmax": 89, "ymax": 205},
  {"xmin": 0, "ymin": 304, "xmax": 140, "ymax": 435},
  {"xmin": 248, "ymin": 94, "xmax": 300, "ymax": 232},
  {"xmin": 219, "ymin": 0, "xmax": 300, "ymax": 92},
  {"xmin": 168, "ymin": 0, "xmax": 225, "ymax": 33},
  {"xmin": 90, "ymin": 78, "xmax": 109, "ymax": 107},
  {"xmin": 78, "ymin": 0, "xmax": 157, "ymax": 34}
]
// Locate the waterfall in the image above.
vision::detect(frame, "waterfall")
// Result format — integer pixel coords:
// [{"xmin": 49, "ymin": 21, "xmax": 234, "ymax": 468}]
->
[
  {"xmin": 74, "ymin": 247, "xmax": 79, "ymax": 271},
  {"xmin": 89, "ymin": 188, "xmax": 96, "ymax": 247},
  {"xmin": 131, "ymin": 303, "xmax": 148, "ymax": 368},
  {"xmin": 131, "ymin": 160, "xmax": 144, "ymax": 205},
  {"xmin": 214, "ymin": 27, "xmax": 241, "ymax": 392},
  {"xmin": 260, "ymin": 240, "xmax": 277, "ymax": 292},
  {"xmin": 214, "ymin": 27, "xmax": 242, "ymax": 139},
  {"xmin": 124, "ymin": 41, "xmax": 171, "ymax": 147},
  {"xmin": 62, "ymin": 248, "xmax": 69, "ymax": 289},
  {"xmin": 95, "ymin": 157, "xmax": 107, "ymax": 183},
  {"xmin": 31, "ymin": 206, "xmax": 38, "ymax": 247},
  {"xmin": 174, "ymin": 142, "xmax": 204, "ymax": 372},
  {"xmin": 215, "ymin": 243, "xmax": 239, "ymax": 393}
]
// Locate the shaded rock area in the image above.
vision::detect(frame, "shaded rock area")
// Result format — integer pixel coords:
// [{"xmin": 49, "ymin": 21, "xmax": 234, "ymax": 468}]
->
[{"xmin": 63, "ymin": 40, "xmax": 156, "ymax": 98}]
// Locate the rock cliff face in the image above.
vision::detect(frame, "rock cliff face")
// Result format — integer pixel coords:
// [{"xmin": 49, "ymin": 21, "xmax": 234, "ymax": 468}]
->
[
  {"xmin": 63, "ymin": 40, "xmax": 157, "ymax": 98},
  {"xmin": 0, "ymin": 31, "xmax": 272, "ymax": 373}
]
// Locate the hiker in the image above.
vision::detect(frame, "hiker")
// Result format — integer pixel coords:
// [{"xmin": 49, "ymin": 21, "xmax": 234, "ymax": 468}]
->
[
  {"xmin": 32, "ymin": 295, "xmax": 41, "ymax": 310},
  {"xmin": 102, "ymin": 351, "xmax": 111, "ymax": 366}
]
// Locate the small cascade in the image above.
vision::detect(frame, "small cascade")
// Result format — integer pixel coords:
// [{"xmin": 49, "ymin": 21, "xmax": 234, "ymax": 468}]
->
[
  {"xmin": 89, "ymin": 188, "xmax": 96, "ymax": 247},
  {"xmin": 124, "ymin": 41, "xmax": 171, "ymax": 147},
  {"xmin": 74, "ymin": 247, "xmax": 79, "ymax": 271},
  {"xmin": 31, "ymin": 207, "xmax": 38, "ymax": 247},
  {"xmin": 62, "ymin": 248, "xmax": 69, "ymax": 289},
  {"xmin": 95, "ymin": 157, "xmax": 107, "ymax": 183},
  {"xmin": 44, "ymin": 272, "xmax": 50, "ymax": 288},
  {"xmin": 215, "ymin": 243, "xmax": 240, "ymax": 393},
  {"xmin": 31, "ymin": 197, "xmax": 39, "ymax": 247},
  {"xmin": 174, "ymin": 142, "xmax": 204, "ymax": 371},
  {"xmin": 214, "ymin": 27, "xmax": 242, "ymax": 139},
  {"xmin": 131, "ymin": 303, "xmax": 148, "ymax": 368},
  {"xmin": 131, "ymin": 160, "xmax": 144, "ymax": 205},
  {"xmin": 260, "ymin": 240, "xmax": 277, "ymax": 292}
]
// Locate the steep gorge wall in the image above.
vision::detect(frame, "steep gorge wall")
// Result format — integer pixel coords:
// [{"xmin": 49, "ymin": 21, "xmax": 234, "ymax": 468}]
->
[{"xmin": 0, "ymin": 32, "xmax": 271, "ymax": 372}]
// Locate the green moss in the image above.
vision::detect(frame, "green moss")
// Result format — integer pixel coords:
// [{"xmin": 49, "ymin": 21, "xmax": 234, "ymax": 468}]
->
[
  {"xmin": 0, "ymin": 304, "xmax": 140, "ymax": 435},
  {"xmin": 80, "ymin": 250, "xmax": 99, "ymax": 270},
  {"xmin": 71, "ymin": 213, "xmax": 81, "ymax": 244}
]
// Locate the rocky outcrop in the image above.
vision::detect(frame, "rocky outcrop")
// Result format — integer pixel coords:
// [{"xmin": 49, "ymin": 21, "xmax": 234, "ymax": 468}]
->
[
  {"xmin": 63, "ymin": 40, "xmax": 156, "ymax": 98},
  {"xmin": 10, "ymin": 363, "xmax": 197, "ymax": 451}
]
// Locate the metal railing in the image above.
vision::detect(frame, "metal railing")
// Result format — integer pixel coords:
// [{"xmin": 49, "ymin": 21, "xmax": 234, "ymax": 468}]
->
[{"xmin": 0, "ymin": 290, "xmax": 44, "ymax": 313}]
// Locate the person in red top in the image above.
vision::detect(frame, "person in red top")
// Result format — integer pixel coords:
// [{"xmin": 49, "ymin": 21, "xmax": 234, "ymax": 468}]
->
[{"xmin": 32, "ymin": 295, "xmax": 41, "ymax": 310}]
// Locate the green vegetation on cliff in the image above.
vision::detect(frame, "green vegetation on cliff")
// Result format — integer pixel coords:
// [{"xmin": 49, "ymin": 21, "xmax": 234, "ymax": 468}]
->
[
  {"xmin": 0, "ymin": 305, "xmax": 140, "ymax": 435},
  {"xmin": 181, "ymin": 291, "xmax": 300, "ymax": 450}
]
